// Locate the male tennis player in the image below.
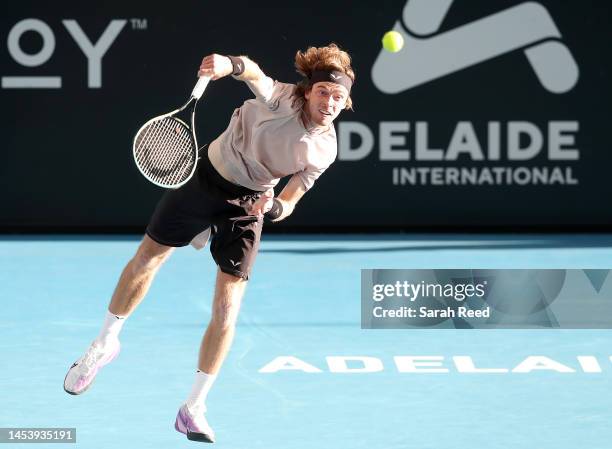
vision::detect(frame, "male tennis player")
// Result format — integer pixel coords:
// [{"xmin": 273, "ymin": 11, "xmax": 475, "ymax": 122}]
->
[{"xmin": 63, "ymin": 43, "xmax": 355, "ymax": 443}]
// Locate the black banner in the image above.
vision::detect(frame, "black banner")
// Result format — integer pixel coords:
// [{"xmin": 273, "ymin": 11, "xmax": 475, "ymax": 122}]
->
[{"xmin": 2, "ymin": 0, "xmax": 611, "ymax": 230}]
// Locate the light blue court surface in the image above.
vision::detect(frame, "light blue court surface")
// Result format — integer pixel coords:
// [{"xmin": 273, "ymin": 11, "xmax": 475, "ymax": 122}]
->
[{"xmin": 2, "ymin": 234, "xmax": 612, "ymax": 449}]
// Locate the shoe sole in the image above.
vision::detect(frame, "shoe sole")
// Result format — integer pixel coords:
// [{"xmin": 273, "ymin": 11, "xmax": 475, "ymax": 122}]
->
[{"xmin": 187, "ymin": 432, "xmax": 214, "ymax": 443}]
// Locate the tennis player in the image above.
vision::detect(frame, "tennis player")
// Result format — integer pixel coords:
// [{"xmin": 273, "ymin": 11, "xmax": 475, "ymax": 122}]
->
[{"xmin": 63, "ymin": 43, "xmax": 355, "ymax": 443}]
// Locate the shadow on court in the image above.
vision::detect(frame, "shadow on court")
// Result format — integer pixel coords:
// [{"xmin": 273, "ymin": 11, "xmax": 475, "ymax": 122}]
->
[{"xmin": 258, "ymin": 236, "xmax": 612, "ymax": 254}]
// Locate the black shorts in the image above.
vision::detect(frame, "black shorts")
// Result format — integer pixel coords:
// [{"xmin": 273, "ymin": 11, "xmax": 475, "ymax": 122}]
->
[{"xmin": 146, "ymin": 152, "xmax": 264, "ymax": 280}]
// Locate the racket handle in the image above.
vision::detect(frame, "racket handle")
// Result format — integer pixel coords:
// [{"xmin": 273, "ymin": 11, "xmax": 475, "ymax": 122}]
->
[{"xmin": 191, "ymin": 76, "xmax": 211, "ymax": 100}]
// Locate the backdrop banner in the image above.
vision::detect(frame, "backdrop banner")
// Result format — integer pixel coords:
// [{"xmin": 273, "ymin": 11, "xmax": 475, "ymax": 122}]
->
[{"xmin": 1, "ymin": 0, "xmax": 610, "ymax": 230}]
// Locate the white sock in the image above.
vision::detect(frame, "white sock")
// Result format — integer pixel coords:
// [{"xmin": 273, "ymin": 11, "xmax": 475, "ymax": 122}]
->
[
  {"xmin": 95, "ymin": 310, "xmax": 126, "ymax": 346},
  {"xmin": 185, "ymin": 370, "xmax": 217, "ymax": 414}
]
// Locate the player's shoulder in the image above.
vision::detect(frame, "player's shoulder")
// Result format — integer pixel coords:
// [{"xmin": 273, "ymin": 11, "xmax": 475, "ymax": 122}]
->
[
  {"xmin": 267, "ymin": 81, "xmax": 300, "ymax": 111},
  {"xmin": 272, "ymin": 80, "xmax": 297, "ymax": 92}
]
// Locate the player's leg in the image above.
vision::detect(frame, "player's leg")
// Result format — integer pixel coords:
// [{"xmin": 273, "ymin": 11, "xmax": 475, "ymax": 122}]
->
[
  {"xmin": 176, "ymin": 213, "xmax": 262, "ymax": 443},
  {"xmin": 198, "ymin": 269, "xmax": 248, "ymax": 373},
  {"xmin": 64, "ymin": 175, "xmax": 211, "ymax": 396},
  {"xmin": 175, "ymin": 269, "xmax": 247, "ymax": 442},
  {"xmin": 108, "ymin": 234, "xmax": 175, "ymax": 317},
  {"xmin": 64, "ymin": 235, "xmax": 174, "ymax": 395}
]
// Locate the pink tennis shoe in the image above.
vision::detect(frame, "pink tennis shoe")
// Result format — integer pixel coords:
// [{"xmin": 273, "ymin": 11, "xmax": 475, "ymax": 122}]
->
[
  {"xmin": 63, "ymin": 339, "xmax": 120, "ymax": 395},
  {"xmin": 175, "ymin": 404, "xmax": 216, "ymax": 443}
]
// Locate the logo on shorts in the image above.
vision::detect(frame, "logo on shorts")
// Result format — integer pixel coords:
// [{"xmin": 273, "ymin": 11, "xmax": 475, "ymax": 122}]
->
[
  {"xmin": 229, "ymin": 259, "xmax": 241, "ymax": 267},
  {"xmin": 372, "ymin": 0, "xmax": 579, "ymax": 94}
]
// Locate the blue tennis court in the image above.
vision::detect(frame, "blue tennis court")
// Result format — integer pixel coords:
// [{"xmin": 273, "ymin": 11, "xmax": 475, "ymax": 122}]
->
[{"xmin": 2, "ymin": 234, "xmax": 612, "ymax": 448}]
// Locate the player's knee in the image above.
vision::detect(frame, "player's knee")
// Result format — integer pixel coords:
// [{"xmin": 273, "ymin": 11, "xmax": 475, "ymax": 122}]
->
[
  {"xmin": 130, "ymin": 253, "xmax": 164, "ymax": 274},
  {"xmin": 131, "ymin": 238, "xmax": 173, "ymax": 273}
]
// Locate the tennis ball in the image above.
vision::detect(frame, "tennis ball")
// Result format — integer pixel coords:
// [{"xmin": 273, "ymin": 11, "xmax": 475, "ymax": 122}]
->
[{"xmin": 382, "ymin": 30, "xmax": 404, "ymax": 53}]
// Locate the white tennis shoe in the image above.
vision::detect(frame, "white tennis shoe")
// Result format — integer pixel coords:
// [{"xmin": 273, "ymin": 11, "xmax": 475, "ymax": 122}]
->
[{"xmin": 63, "ymin": 338, "xmax": 120, "ymax": 395}]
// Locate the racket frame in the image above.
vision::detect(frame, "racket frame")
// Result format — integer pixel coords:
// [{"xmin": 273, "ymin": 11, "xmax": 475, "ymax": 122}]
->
[{"xmin": 132, "ymin": 76, "xmax": 211, "ymax": 189}]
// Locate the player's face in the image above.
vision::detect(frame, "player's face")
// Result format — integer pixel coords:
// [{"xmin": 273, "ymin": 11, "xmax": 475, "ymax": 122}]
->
[{"xmin": 304, "ymin": 82, "xmax": 349, "ymax": 127}]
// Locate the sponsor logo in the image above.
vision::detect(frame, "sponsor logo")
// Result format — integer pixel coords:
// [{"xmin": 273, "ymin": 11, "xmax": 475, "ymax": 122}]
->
[
  {"xmin": 259, "ymin": 355, "xmax": 612, "ymax": 374},
  {"xmin": 340, "ymin": 2, "xmax": 581, "ymax": 187},
  {"xmin": 338, "ymin": 120, "xmax": 580, "ymax": 186},
  {"xmin": 1, "ymin": 18, "xmax": 146, "ymax": 89},
  {"xmin": 372, "ymin": 0, "xmax": 579, "ymax": 94}
]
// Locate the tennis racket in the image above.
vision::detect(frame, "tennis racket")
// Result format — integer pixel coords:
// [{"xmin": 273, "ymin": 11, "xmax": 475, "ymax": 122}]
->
[{"xmin": 133, "ymin": 76, "xmax": 211, "ymax": 188}]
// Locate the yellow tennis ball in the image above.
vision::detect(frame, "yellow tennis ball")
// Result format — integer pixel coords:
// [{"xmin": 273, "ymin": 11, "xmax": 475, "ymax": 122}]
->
[{"xmin": 382, "ymin": 31, "xmax": 404, "ymax": 53}]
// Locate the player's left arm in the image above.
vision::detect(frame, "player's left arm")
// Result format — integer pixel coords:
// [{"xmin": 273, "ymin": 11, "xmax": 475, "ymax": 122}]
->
[
  {"xmin": 247, "ymin": 175, "xmax": 306, "ymax": 220},
  {"xmin": 265, "ymin": 151, "xmax": 336, "ymax": 221},
  {"xmin": 270, "ymin": 174, "xmax": 308, "ymax": 221},
  {"xmin": 246, "ymin": 174, "xmax": 306, "ymax": 221}
]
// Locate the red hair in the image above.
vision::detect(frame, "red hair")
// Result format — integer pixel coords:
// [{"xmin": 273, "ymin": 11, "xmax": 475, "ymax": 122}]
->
[{"xmin": 294, "ymin": 43, "xmax": 355, "ymax": 110}]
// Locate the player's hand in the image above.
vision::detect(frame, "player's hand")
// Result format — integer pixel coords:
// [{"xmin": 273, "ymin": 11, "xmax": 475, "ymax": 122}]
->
[
  {"xmin": 198, "ymin": 54, "xmax": 233, "ymax": 80},
  {"xmin": 247, "ymin": 189, "xmax": 275, "ymax": 218}
]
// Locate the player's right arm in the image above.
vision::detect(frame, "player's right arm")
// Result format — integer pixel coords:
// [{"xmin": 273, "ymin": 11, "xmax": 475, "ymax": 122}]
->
[{"xmin": 198, "ymin": 54, "xmax": 274, "ymax": 101}]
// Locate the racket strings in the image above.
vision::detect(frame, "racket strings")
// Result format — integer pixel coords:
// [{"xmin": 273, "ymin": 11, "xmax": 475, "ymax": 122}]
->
[
  {"xmin": 134, "ymin": 117, "xmax": 196, "ymax": 186},
  {"xmin": 137, "ymin": 118, "xmax": 192, "ymax": 173}
]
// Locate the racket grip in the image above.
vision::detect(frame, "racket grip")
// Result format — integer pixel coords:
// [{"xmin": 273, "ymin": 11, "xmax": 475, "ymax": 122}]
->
[{"xmin": 191, "ymin": 76, "xmax": 211, "ymax": 100}]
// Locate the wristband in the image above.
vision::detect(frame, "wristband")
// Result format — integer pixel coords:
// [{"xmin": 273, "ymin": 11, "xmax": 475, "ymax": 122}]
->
[
  {"xmin": 264, "ymin": 198, "xmax": 283, "ymax": 221},
  {"xmin": 227, "ymin": 55, "xmax": 245, "ymax": 76}
]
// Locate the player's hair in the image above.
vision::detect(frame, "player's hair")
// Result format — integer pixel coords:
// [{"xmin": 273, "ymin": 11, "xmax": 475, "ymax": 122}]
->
[{"xmin": 294, "ymin": 43, "xmax": 355, "ymax": 110}]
